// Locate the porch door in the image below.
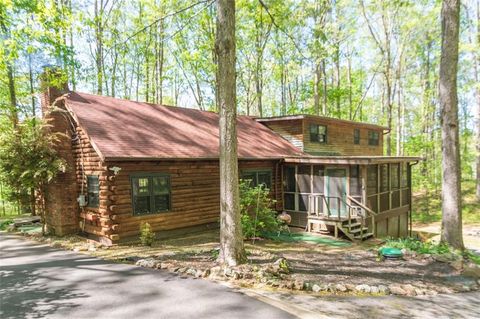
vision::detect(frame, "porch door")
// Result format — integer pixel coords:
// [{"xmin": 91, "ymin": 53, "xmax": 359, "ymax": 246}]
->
[{"xmin": 326, "ymin": 168, "xmax": 347, "ymax": 217}]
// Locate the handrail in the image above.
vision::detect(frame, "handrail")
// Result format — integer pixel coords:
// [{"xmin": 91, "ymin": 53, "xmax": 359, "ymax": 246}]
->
[{"xmin": 347, "ymin": 196, "xmax": 377, "ymax": 216}]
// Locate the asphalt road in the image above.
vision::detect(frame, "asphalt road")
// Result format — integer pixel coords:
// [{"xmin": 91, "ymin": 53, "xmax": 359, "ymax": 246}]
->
[{"xmin": 0, "ymin": 234, "xmax": 295, "ymax": 319}]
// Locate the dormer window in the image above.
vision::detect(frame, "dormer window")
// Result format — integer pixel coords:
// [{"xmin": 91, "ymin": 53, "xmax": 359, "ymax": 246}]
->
[{"xmin": 310, "ymin": 124, "xmax": 327, "ymax": 143}]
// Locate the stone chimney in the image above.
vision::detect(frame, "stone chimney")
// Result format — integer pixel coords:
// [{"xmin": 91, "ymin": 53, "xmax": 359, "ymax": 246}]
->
[
  {"xmin": 39, "ymin": 66, "xmax": 69, "ymax": 117},
  {"xmin": 39, "ymin": 66, "xmax": 78, "ymax": 236}
]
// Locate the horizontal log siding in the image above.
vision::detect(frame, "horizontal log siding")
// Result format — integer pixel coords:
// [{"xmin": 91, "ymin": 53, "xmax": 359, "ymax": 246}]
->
[
  {"xmin": 72, "ymin": 126, "xmax": 113, "ymax": 239},
  {"xmin": 260, "ymin": 119, "xmax": 304, "ymax": 150},
  {"xmin": 103, "ymin": 160, "xmax": 281, "ymax": 241},
  {"xmin": 303, "ymin": 118, "xmax": 383, "ymax": 156}
]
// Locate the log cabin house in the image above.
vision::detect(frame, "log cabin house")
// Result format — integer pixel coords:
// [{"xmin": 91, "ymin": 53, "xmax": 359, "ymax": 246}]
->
[{"xmin": 41, "ymin": 79, "xmax": 420, "ymax": 245}]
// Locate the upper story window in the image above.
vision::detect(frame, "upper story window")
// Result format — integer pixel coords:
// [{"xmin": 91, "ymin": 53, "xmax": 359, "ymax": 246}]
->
[
  {"xmin": 131, "ymin": 174, "xmax": 171, "ymax": 215},
  {"xmin": 309, "ymin": 124, "xmax": 327, "ymax": 143},
  {"xmin": 368, "ymin": 130, "xmax": 380, "ymax": 146},
  {"xmin": 354, "ymin": 128, "xmax": 360, "ymax": 145},
  {"xmin": 241, "ymin": 170, "xmax": 272, "ymax": 189},
  {"xmin": 87, "ymin": 175, "xmax": 99, "ymax": 208}
]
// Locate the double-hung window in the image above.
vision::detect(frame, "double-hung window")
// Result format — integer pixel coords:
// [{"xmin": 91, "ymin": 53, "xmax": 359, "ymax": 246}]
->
[
  {"xmin": 131, "ymin": 174, "xmax": 171, "ymax": 215},
  {"xmin": 368, "ymin": 130, "xmax": 380, "ymax": 146},
  {"xmin": 241, "ymin": 170, "xmax": 272, "ymax": 189},
  {"xmin": 87, "ymin": 176, "xmax": 99, "ymax": 208},
  {"xmin": 309, "ymin": 124, "xmax": 327, "ymax": 143},
  {"xmin": 354, "ymin": 128, "xmax": 360, "ymax": 145}
]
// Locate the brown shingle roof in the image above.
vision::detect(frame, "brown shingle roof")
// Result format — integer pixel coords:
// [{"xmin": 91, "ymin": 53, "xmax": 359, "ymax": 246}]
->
[{"xmin": 64, "ymin": 92, "xmax": 305, "ymax": 161}]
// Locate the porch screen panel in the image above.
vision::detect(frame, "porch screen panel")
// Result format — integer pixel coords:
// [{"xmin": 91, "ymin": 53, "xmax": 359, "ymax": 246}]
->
[
  {"xmin": 297, "ymin": 165, "xmax": 311, "ymax": 194},
  {"xmin": 380, "ymin": 164, "xmax": 389, "ymax": 193},
  {"xmin": 298, "ymin": 194, "xmax": 309, "ymax": 212},
  {"xmin": 283, "ymin": 166, "xmax": 296, "ymax": 211},
  {"xmin": 284, "ymin": 167, "xmax": 296, "ymax": 192},
  {"xmin": 284, "ymin": 193, "xmax": 295, "ymax": 210},
  {"xmin": 312, "ymin": 165, "xmax": 324, "ymax": 193},
  {"xmin": 367, "ymin": 165, "xmax": 378, "ymax": 195},
  {"xmin": 349, "ymin": 165, "xmax": 361, "ymax": 196}
]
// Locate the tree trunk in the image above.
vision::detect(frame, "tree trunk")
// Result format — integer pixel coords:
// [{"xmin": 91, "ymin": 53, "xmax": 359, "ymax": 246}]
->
[
  {"xmin": 215, "ymin": 0, "xmax": 246, "ymax": 267},
  {"xmin": 95, "ymin": 0, "xmax": 104, "ymax": 95},
  {"xmin": 474, "ymin": 0, "xmax": 480, "ymax": 200},
  {"xmin": 439, "ymin": 0, "xmax": 463, "ymax": 249}
]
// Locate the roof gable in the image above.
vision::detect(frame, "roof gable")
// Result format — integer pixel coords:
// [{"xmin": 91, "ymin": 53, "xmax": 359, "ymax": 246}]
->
[{"xmin": 64, "ymin": 92, "xmax": 304, "ymax": 161}]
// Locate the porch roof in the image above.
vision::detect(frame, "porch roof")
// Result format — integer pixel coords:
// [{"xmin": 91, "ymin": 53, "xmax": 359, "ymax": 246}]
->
[{"xmin": 283, "ymin": 156, "xmax": 422, "ymax": 165}]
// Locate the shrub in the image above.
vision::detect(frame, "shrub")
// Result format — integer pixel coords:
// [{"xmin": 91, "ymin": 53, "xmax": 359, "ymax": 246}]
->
[
  {"xmin": 139, "ymin": 222, "xmax": 156, "ymax": 246},
  {"xmin": 239, "ymin": 180, "xmax": 279, "ymax": 239},
  {"xmin": 383, "ymin": 237, "xmax": 451, "ymax": 255}
]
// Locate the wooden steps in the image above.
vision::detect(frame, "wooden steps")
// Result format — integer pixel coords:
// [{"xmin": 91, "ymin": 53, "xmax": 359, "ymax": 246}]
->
[{"xmin": 307, "ymin": 216, "xmax": 373, "ymax": 241}]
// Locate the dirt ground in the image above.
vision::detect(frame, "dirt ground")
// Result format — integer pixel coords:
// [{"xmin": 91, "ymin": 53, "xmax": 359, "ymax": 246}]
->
[{"xmin": 30, "ymin": 228, "xmax": 479, "ymax": 296}]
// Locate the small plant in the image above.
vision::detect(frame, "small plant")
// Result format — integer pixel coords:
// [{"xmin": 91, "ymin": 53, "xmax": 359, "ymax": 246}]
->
[
  {"xmin": 239, "ymin": 180, "xmax": 280, "ymax": 239},
  {"xmin": 139, "ymin": 222, "xmax": 156, "ymax": 246},
  {"xmin": 383, "ymin": 237, "xmax": 451, "ymax": 255}
]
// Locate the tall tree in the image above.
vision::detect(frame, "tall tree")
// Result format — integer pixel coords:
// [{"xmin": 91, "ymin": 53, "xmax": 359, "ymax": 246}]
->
[
  {"xmin": 216, "ymin": 0, "xmax": 246, "ymax": 266},
  {"xmin": 439, "ymin": 0, "xmax": 463, "ymax": 249},
  {"xmin": 474, "ymin": 0, "xmax": 480, "ymax": 200}
]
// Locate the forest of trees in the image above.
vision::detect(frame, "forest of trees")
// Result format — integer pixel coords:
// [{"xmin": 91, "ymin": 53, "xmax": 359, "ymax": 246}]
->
[{"xmin": 0, "ymin": 0, "xmax": 479, "ymax": 204}]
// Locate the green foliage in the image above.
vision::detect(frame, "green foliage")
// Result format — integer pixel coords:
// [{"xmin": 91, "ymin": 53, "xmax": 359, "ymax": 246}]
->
[
  {"xmin": 0, "ymin": 118, "xmax": 65, "ymax": 215},
  {"xmin": 139, "ymin": 222, "xmax": 156, "ymax": 246},
  {"xmin": 465, "ymin": 251, "xmax": 480, "ymax": 266},
  {"xmin": 239, "ymin": 180, "xmax": 279, "ymax": 239},
  {"xmin": 383, "ymin": 237, "xmax": 451, "ymax": 255},
  {"xmin": 413, "ymin": 180, "xmax": 480, "ymax": 224},
  {"xmin": 0, "ymin": 219, "xmax": 14, "ymax": 230}
]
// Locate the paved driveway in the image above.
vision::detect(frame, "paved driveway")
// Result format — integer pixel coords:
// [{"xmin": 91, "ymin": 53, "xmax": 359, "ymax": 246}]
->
[{"xmin": 0, "ymin": 234, "xmax": 295, "ymax": 319}]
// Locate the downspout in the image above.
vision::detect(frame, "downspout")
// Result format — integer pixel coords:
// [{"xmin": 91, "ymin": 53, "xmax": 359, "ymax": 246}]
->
[{"xmin": 408, "ymin": 160, "xmax": 420, "ymax": 237}]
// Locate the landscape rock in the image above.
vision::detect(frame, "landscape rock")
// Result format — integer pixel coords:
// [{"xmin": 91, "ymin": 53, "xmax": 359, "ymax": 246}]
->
[
  {"xmin": 202, "ymin": 269, "xmax": 211, "ymax": 278},
  {"xmin": 378, "ymin": 285, "xmax": 390, "ymax": 294},
  {"xmin": 345, "ymin": 284, "xmax": 356, "ymax": 291},
  {"xmin": 335, "ymin": 284, "xmax": 347, "ymax": 292},
  {"xmin": 136, "ymin": 258, "xmax": 157, "ymax": 268},
  {"xmin": 463, "ymin": 264, "xmax": 480, "ymax": 279},
  {"xmin": 402, "ymin": 284, "xmax": 417, "ymax": 296},
  {"xmin": 312, "ymin": 284, "xmax": 321, "ymax": 293},
  {"xmin": 186, "ymin": 268, "xmax": 197, "ymax": 276},
  {"xmin": 450, "ymin": 259, "xmax": 464, "ymax": 271},
  {"xmin": 355, "ymin": 284, "xmax": 371, "ymax": 293},
  {"xmin": 293, "ymin": 280, "xmax": 304, "ymax": 290},
  {"xmin": 389, "ymin": 285, "xmax": 407, "ymax": 295}
]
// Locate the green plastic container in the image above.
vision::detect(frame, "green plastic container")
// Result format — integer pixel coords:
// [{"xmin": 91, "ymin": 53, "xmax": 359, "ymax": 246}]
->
[{"xmin": 379, "ymin": 247, "xmax": 403, "ymax": 258}]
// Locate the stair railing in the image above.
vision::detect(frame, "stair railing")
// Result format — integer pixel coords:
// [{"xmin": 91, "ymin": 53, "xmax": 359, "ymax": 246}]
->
[{"xmin": 347, "ymin": 196, "xmax": 377, "ymax": 237}]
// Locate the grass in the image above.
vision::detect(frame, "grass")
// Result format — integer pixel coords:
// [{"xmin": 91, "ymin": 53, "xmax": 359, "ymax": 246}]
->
[{"xmin": 412, "ymin": 180, "xmax": 480, "ymax": 224}]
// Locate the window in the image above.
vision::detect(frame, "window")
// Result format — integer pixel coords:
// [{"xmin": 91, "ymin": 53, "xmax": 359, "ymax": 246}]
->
[
  {"xmin": 131, "ymin": 174, "xmax": 170, "ymax": 215},
  {"xmin": 368, "ymin": 130, "xmax": 379, "ymax": 146},
  {"xmin": 87, "ymin": 176, "xmax": 99, "ymax": 207},
  {"xmin": 354, "ymin": 129, "xmax": 360, "ymax": 145},
  {"xmin": 309, "ymin": 124, "xmax": 327, "ymax": 143},
  {"xmin": 284, "ymin": 167, "xmax": 296, "ymax": 192},
  {"xmin": 241, "ymin": 170, "xmax": 272, "ymax": 189}
]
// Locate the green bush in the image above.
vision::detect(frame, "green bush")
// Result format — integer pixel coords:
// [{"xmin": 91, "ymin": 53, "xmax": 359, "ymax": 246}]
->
[
  {"xmin": 139, "ymin": 222, "xmax": 156, "ymax": 246},
  {"xmin": 0, "ymin": 219, "xmax": 14, "ymax": 230},
  {"xmin": 383, "ymin": 237, "xmax": 451, "ymax": 255},
  {"xmin": 239, "ymin": 180, "xmax": 279, "ymax": 239}
]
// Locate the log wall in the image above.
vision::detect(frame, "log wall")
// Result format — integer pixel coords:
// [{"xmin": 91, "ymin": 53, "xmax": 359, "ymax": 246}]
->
[{"xmin": 88, "ymin": 159, "xmax": 282, "ymax": 242}]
